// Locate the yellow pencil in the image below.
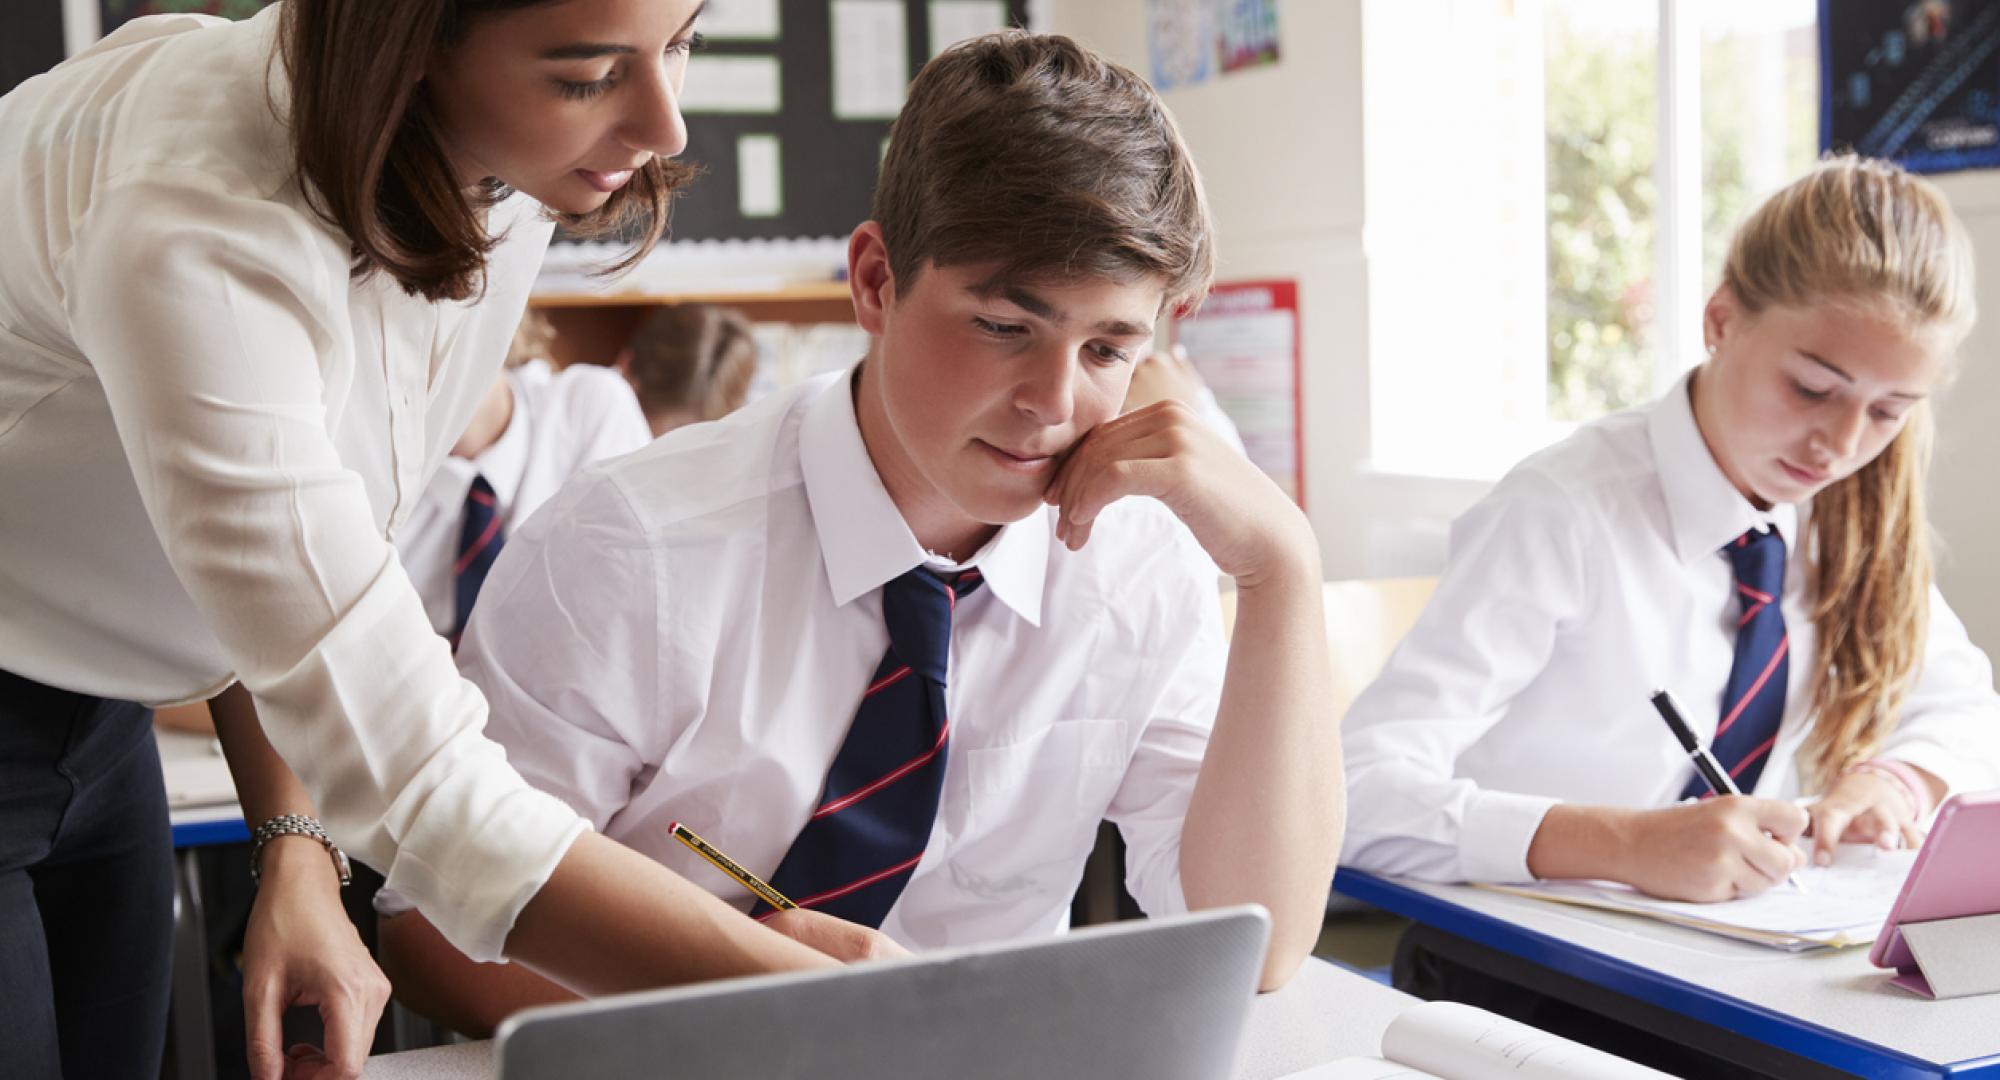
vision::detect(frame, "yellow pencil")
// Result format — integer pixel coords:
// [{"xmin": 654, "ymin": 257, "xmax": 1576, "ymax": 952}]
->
[{"xmin": 668, "ymin": 821, "xmax": 797, "ymax": 912}]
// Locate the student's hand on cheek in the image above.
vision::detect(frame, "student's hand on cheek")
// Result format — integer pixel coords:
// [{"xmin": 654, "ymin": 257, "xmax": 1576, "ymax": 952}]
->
[
  {"xmin": 761, "ymin": 908, "xmax": 910, "ymax": 964},
  {"xmin": 1805, "ymin": 770, "xmax": 1925, "ymax": 866},
  {"xmin": 240, "ymin": 838, "xmax": 390, "ymax": 1080},
  {"xmin": 1044, "ymin": 399, "xmax": 1313, "ymax": 587},
  {"xmin": 1621, "ymin": 796, "xmax": 1809, "ymax": 903}
]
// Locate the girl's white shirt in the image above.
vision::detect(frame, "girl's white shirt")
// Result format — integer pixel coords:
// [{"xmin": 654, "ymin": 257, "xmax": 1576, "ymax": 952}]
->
[
  {"xmin": 0, "ymin": 9, "xmax": 582, "ymax": 961},
  {"xmin": 1341, "ymin": 373, "xmax": 2000, "ymax": 885}
]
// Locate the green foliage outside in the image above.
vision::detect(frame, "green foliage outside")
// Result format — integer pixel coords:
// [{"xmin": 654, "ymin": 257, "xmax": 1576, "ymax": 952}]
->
[
  {"xmin": 1544, "ymin": 12, "xmax": 1816, "ymax": 422},
  {"xmin": 1544, "ymin": 11, "xmax": 1658, "ymax": 422}
]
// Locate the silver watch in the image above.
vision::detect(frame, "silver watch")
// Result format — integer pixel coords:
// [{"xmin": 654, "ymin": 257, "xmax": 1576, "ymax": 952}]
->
[{"xmin": 249, "ymin": 813, "xmax": 353, "ymax": 886}]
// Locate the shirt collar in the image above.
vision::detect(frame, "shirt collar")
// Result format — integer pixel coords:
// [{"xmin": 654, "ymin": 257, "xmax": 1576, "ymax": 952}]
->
[
  {"xmin": 798, "ymin": 367, "xmax": 1047, "ymax": 626},
  {"xmin": 1648, "ymin": 369, "xmax": 1798, "ymax": 564}
]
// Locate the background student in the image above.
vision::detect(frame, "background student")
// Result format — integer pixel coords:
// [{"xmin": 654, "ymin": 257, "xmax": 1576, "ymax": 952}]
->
[
  {"xmin": 374, "ymin": 31, "xmax": 1343, "ymax": 1037},
  {"xmin": 396, "ymin": 311, "xmax": 654, "ymax": 647},
  {"xmin": 1342, "ymin": 155, "xmax": 2000, "ymax": 906},
  {"xmin": 0, "ymin": 2, "xmax": 856, "ymax": 1075},
  {"xmin": 616, "ymin": 302, "xmax": 761, "ymax": 436}
]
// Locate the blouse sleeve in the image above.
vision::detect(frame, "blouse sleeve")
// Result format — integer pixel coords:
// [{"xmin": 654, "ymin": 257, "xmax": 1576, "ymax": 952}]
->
[
  {"xmin": 60, "ymin": 179, "xmax": 585, "ymax": 962},
  {"xmin": 1875, "ymin": 586, "xmax": 2000, "ymax": 798}
]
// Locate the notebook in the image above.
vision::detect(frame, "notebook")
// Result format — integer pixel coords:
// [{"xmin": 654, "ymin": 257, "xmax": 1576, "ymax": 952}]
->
[
  {"xmin": 1276, "ymin": 1000, "xmax": 1672, "ymax": 1079},
  {"xmin": 1478, "ymin": 844, "xmax": 1915, "ymax": 950}
]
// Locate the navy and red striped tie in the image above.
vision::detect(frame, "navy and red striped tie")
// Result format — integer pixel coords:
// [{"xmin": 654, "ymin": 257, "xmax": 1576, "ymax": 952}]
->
[
  {"xmin": 1682, "ymin": 527, "xmax": 1789, "ymax": 800},
  {"xmin": 755, "ymin": 566, "xmax": 982, "ymax": 928},
  {"xmin": 449, "ymin": 474, "xmax": 505, "ymax": 651}
]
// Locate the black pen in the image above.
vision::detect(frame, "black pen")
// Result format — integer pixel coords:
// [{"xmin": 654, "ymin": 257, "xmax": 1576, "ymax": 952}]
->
[
  {"xmin": 1650, "ymin": 689, "xmax": 1808, "ymax": 893},
  {"xmin": 1652, "ymin": 690, "xmax": 1734, "ymax": 795}
]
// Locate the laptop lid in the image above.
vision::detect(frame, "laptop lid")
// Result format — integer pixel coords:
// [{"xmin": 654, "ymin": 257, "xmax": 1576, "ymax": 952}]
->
[{"xmin": 495, "ymin": 905, "xmax": 1272, "ymax": 1080}]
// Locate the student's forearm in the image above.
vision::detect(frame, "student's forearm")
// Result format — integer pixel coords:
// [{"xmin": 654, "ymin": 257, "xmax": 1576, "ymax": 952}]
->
[
  {"xmin": 380, "ymin": 910, "xmax": 578, "ymax": 1038},
  {"xmin": 1525, "ymin": 803, "xmax": 1638, "ymax": 881},
  {"xmin": 505, "ymin": 830, "xmax": 836, "ymax": 995},
  {"xmin": 1179, "ymin": 547, "xmax": 1343, "ymax": 991}
]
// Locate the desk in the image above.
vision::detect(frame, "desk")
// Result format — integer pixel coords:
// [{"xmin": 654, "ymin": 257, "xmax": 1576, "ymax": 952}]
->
[
  {"xmin": 1336, "ymin": 868, "xmax": 2000, "ymax": 1079},
  {"xmin": 161, "ymin": 729, "xmax": 247, "ymax": 1080},
  {"xmin": 360, "ymin": 958, "xmax": 1419, "ymax": 1080}
]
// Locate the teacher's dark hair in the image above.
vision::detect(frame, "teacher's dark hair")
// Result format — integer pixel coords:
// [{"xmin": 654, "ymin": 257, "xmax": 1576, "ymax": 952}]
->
[{"xmin": 281, "ymin": 0, "xmax": 694, "ymax": 302}]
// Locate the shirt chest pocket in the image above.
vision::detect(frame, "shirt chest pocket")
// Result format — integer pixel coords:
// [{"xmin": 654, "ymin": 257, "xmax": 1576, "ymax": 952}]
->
[{"xmin": 952, "ymin": 719, "xmax": 1130, "ymax": 899}]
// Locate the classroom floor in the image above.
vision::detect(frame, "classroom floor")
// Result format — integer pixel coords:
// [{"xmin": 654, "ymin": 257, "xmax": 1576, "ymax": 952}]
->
[{"xmin": 1312, "ymin": 908, "xmax": 1409, "ymax": 985}]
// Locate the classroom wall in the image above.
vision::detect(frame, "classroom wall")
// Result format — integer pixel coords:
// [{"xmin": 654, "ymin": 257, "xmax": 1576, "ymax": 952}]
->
[
  {"xmin": 1925, "ymin": 175, "xmax": 2000, "ymax": 662},
  {"xmin": 1046, "ymin": 1, "xmax": 1491, "ymax": 586}
]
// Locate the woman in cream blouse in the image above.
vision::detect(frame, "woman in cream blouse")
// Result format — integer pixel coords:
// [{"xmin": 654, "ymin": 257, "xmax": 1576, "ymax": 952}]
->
[{"xmin": 0, "ymin": 2, "xmax": 856, "ymax": 1075}]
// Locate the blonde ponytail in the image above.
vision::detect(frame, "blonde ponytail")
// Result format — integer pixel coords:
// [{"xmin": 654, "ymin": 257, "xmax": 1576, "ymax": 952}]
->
[{"xmin": 1718, "ymin": 155, "xmax": 1974, "ymax": 791}]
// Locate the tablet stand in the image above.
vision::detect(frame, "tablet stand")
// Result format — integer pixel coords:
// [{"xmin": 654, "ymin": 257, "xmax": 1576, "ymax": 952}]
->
[{"xmin": 1891, "ymin": 911, "xmax": 2000, "ymax": 999}]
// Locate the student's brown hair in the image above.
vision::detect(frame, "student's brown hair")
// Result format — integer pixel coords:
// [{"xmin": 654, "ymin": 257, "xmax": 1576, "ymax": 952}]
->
[
  {"xmin": 623, "ymin": 303, "xmax": 758, "ymax": 431},
  {"xmin": 1719, "ymin": 155, "xmax": 1976, "ymax": 790},
  {"xmin": 872, "ymin": 32, "xmax": 1214, "ymax": 311},
  {"xmin": 280, "ymin": 0, "xmax": 695, "ymax": 303}
]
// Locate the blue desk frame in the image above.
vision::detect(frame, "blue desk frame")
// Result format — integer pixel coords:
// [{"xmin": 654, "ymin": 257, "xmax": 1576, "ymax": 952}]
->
[
  {"xmin": 1335, "ymin": 868, "xmax": 2000, "ymax": 1080},
  {"xmin": 172, "ymin": 816, "xmax": 248, "ymax": 849}
]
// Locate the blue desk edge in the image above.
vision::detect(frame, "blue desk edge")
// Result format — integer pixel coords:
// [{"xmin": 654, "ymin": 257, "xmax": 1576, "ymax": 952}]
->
[
  {"xmin": 1333, "ymin": 867, "xmax": 1999, "ymax": 1080},
  {"xmin": 172, "ymin": 817, "xmax": 249, "ymax": 848}
]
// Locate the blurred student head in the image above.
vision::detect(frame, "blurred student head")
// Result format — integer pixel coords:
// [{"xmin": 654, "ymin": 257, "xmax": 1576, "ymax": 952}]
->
[{"xmin": 619, "ymin": 303, "xmax": 759, "ymax": 435}]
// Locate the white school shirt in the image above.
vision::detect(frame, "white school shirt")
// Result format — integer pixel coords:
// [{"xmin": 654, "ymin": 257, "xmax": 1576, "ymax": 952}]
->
[
  {"xmin": 394, "ymin": 360, "xmax": 652, "ymax": 635},
  {"xmin": 1341, "ymin": 373, "xmax": 2000, "ymax": 885},
  {"xmin": 452, "ymin": 369, "xmax": 1228, "ymax": 949},
  {"xmin": 0, "ymin": 9, "xmax": 588, "ymax": 960}
]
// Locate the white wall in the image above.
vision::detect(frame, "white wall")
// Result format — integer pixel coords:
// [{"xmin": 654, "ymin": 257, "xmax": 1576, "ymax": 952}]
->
[
  {"xmin": 1924, "ymin": 174, "xmax": 2000, "ymax": 660},
  {"xmin": 1048, "ymin": 1, "xmax": 1490, "ymax": 583}
]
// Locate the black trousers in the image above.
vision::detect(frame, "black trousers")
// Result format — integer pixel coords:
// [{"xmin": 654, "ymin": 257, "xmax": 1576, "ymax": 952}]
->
[{"xmin": 0, "ymin": 668, "xmax": 175, "ymax": 1079}]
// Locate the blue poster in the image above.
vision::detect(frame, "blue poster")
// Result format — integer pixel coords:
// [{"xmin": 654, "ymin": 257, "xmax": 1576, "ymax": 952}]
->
[{"xmin": 1821, "ymin": 0, "xmax": 2000, "ymax": 173}]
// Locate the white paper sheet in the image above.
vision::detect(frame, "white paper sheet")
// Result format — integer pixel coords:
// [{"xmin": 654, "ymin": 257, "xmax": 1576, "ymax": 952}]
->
[
  {"xmin": 1496, "ymin": 844, "xmax": 1914, "ymax": 942},
  {"xmin": 1276, "ymin": 1060, "xmax": 1440, "ymax": 1080},
  {"xmin": 681, "ymin": 55, "xmax": 783, "ymax": 114},
  {"xmin": 699, "ymin": 0, "xmax": 781, "ymax": 40},
  {"xmin": 927, "ymin": 0, "xmax": 1008, "ymax": 57},
  {"xmin": 1383, "ymin": 1002, "xmax": 1674, "ymax": 1080},
  {"xmin": 737, "ymin": 134, "xmax": 783, "ymax": 218},
  {"xmin": 832, "ymin": 0, "xmax": 910, "ymax": 119}
]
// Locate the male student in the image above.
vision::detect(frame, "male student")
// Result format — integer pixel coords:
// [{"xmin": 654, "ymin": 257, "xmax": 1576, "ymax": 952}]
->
[{"xmin": 378, "ymin": 31, "xmax": 1342, "ymax": 1035}]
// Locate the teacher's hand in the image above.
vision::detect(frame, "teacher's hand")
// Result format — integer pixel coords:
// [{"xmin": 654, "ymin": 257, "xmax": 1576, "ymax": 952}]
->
[{"xmin": 241, "ymin": 836, "xmax": 391, "ymax": 1080}]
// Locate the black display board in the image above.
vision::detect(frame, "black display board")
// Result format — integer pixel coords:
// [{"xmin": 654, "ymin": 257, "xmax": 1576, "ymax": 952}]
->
[
  {"xmin": 3, "ymin": 0, "xmax": 68, "ymax": 96},
  {"xmin": 669, "ymin": 0, "xmax": 1031, "ymax": 242},
  {"xmin": 1821, "ymin": 0, "xmax": 2000, "ymax": 173}
]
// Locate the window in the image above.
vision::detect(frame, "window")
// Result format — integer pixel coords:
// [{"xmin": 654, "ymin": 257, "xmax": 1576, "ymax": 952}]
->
[{"xmin": 1365, "ymin": 0, "xmax": 1818, "ymax": 477}]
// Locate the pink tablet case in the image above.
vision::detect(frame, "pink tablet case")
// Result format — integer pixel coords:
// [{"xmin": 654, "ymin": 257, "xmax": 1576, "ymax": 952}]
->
[{"xmin": 1869, "ymin": 791, "xmax": 2000, "ymax": 996}]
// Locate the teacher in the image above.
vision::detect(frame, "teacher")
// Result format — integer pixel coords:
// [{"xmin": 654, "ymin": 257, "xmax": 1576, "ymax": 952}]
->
[{"xmin": 0, "ymin": 2, "xmax": 843, "ymax": 1077}]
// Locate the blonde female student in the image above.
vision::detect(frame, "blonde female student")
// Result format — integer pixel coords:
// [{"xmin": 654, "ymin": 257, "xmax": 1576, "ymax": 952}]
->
[
  {"xmin": 1342, "ymin": 156, "xmax": 2000, "ymax": 906},
  {"xmin": 0, "ymin": 3, "xmax": 858, "ymax": 1077}
]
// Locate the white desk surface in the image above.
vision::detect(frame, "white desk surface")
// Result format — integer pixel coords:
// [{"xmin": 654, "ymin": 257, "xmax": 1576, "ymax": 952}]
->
[
  {"xmin": 1392, "ymin": 877, "xmax": 1998, "ymax": 1067},
  {"xmin": 158, "ymin": 728, "xmax": 242, "ymax": 826},
  {"xmin": 362, "ymin": 957, "xmax": 1417, "ymax": 1080}
]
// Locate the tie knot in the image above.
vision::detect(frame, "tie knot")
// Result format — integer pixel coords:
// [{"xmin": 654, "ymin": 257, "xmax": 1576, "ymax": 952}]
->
[
  {"xmin": 1724, "ymin": 527, "xmax": 1785, "ymax": 597},
  {"xmin": 880, "ymin": 567, "xmax": 983, "ymax": 684}
]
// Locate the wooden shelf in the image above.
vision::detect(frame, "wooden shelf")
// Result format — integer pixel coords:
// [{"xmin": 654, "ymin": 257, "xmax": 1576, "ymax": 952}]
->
[
  {"xmin": 530, "ymin": 282, "xmax": 853, "ymax": 317},
  {"xmin": 528, "ymin": 282, "xmax": 856, "ymax": 367}
]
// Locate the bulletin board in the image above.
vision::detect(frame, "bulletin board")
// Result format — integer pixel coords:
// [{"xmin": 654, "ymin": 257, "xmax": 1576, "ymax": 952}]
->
[
  {"xmin": 669, "ymin": 0, "xmax": 1031, "ymax": 243},
  {"xmin": 1821, "ymin": 0, "xmax": 2000, "ymax": 173},
  {"xmin": 1175, "ymin": 280, "xmax": 1304, "ymax": 508}
]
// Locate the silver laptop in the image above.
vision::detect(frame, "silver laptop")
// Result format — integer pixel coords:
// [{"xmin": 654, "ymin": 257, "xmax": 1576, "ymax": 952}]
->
[{"xmin": 494, "ymin": 905, "xmax": 1272, "ymax": 1079}]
